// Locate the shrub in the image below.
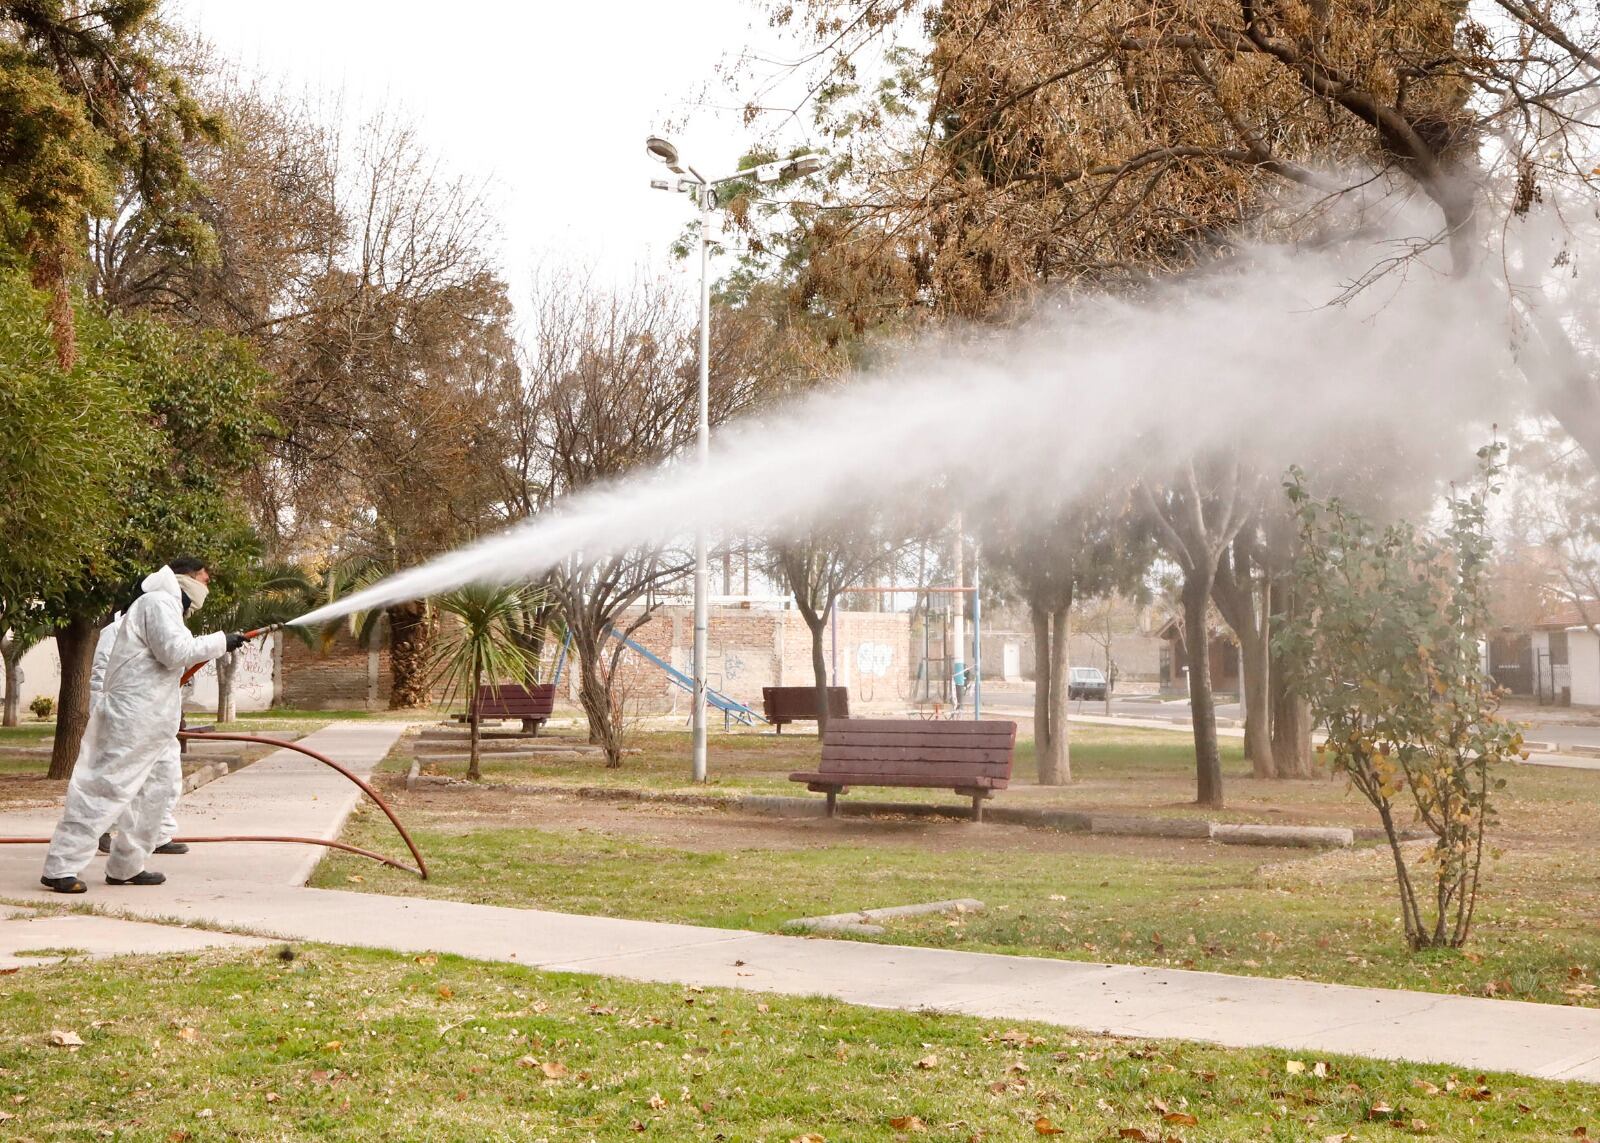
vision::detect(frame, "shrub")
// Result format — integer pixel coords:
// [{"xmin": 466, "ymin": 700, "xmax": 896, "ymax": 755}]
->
[
  {"xmin": 28, "ymin": 695, "xmax": 54, "ymax": 721},
  {"xmin": 1280, "ymin": 448, "xmax": 1523, "ymax": 950}
]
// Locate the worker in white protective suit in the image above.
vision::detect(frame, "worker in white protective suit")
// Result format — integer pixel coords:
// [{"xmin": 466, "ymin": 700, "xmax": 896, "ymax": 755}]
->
[
  {"xmin": 89, "ymin": 610, "xmax": 186, "ymax": 859},
  {"xmin": 40, "ymin": 559, "xmax": 243, "ymax": 893}
]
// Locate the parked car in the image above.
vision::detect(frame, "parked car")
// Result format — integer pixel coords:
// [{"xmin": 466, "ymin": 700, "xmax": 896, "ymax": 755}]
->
[{"xmin": 1067, "ymin": 666, "xmax": 1109, "ymax": 701}]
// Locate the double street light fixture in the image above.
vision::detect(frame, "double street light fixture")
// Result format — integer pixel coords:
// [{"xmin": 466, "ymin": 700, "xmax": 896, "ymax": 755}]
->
[{"xmin": 645, "ymin": 134, "xmax": 826, "ymax": 783}]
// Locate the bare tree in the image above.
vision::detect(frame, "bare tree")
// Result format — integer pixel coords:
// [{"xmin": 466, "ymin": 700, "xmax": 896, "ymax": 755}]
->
[
  {"xmin": 515, "ymin": 271, "xmax": 764, "ymax": 763},
  {"xmin": 771, "ymin": 519, "xmax": 909, "ymax": 738},
  {"xmin": 1142, "ymin": 459, "xmax": 1261, "ymax": 807},
  {"xmin": 981, "ymin": 491, "xmax": 1154, "ymax": 785}
]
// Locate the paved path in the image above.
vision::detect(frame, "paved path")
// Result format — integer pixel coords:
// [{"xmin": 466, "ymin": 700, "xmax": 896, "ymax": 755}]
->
[{"xmin": 3, "ymin": 721, "xmax": 1599, "ymax": 1084}]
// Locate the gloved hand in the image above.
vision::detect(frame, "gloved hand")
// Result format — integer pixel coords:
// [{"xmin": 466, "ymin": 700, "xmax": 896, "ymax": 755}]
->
[{"xmin": 225, "ymin": 632, "xmax": 247, "ymax": 653}]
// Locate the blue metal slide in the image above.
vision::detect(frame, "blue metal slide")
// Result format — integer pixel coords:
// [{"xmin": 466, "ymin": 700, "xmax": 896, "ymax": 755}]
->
[{"xmin": 606, "ymin": 628, "xmax": 766, "ymax": 727}]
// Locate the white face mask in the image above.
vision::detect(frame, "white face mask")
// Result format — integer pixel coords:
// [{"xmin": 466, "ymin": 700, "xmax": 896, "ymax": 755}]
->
[{"xmin": 174, "ymin": 574, "xmax": 209, "ymax": 616}]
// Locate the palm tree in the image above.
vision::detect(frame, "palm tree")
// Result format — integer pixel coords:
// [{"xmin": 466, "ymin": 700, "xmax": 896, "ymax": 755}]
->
[
  {"xmin": 428, "ymin": 584, "xmax": 543, "ymax": 781},
  {"xmin": 205, "ymin": 565, "xmax": 319, "ymax": 723}
]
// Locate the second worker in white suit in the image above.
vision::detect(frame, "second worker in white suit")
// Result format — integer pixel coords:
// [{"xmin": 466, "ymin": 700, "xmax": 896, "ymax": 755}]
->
[{"xmin": 40, "ymin": 559, "xmax": 243, "ymax": 893}]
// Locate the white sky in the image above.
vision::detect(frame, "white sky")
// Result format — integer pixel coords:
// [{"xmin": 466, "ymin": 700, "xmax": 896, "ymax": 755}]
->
[{"xmin": 173, "ymin": 0, "xmax": 818, "ymax": 300}]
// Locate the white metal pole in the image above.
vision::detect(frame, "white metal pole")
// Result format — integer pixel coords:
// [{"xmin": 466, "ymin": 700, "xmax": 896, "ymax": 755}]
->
[
  {"xmin": 691, "ymin": 185, "xmax": 711, "ymax": 783},
  {"xmin": 951, "ymin": 517, "xmax": 965, "ymax": 709}
]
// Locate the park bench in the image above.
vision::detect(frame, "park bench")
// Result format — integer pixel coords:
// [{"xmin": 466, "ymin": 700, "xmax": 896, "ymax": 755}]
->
[
  {"xmin": 454, "ymin": 682, "xmax": 556, "ymax": 734},
  {"xmin": 789, "ymin": 718, "xmax": 1018, "ymax": 821},
  {"xmin": 762, "ymin": 685, "xmax": 850, "ymax": 733}
]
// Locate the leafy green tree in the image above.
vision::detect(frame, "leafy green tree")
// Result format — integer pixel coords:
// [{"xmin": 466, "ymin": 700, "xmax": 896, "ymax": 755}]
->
[
  {"xmin": 428, "ymin": 585, "xmax": 542, "ymax": 781},
  {"xmin": 0, "ymin": 1, "xmax": 222, "ymax": 367},
  {"xmin": 0, "ymin": 269, "xmax": 151, "ymax": 608},
  {"xmin": 37, "ymin": 302, "xmax": 271, "ymax": 779},
  {"xmin": 1281, "ymin": 450, "xmax": 1523, "ymax": 950}
]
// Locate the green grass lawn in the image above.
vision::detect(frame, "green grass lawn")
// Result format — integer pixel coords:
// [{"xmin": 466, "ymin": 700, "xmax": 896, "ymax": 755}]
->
[
  {"xmin": 312, "ymin": 725, "xmax": 1600, "ymax": 1007},
  {"xmin": 1, "ymin": 945, "xmax": 1593, "ymax": 1141}
]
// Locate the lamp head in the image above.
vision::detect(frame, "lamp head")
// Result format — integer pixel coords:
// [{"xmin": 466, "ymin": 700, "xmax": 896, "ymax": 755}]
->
[
  {"xmin": 646, "ymin": 135, "xmax": 684, "ymax": 174},
  {"xmin": 784, "ymin": 154, "xmax": 826, "ymax": 178}
]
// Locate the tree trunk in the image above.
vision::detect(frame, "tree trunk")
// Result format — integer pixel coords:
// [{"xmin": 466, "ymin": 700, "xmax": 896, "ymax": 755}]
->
[
  {"xmin": 1212, "ymin": 543, "xmax": 1274, "ymax": 778},
  {"xmin": 467, "ymin": 659, "xmax": 483, "ymax": 781},
  {"xmin": 573, "ymin": 631, "xmax": 623, "ymax": 766},
  {"xmin": 805, "ymin": 609, "xmax": 832, "ymax": 739},
  {"xmin": 1044, "ymin": 604, "xmax": 1072, "ymax": 784},
  {"xmin": 1268, "ymin": 578, "xmax": 1316, "ymax": 778},
  {"xmin": 2, "ymin": 642, "xmax": 22, "ymax": 727},
  {"xmin": 1183, "ymin": 575, "xmax": 1224, "ymax": 808},
  {"xmin": 1239, "ymin": 622, "xmax": 1273, "ymax": 778},
  {"xmin": 48, "ymin": 614, "xmax": 97, "ymax": 780},
  {"xmin": 1031, "ymin": 604, "xmax": 1052, "ymax": 779},
  {"xmin": 386, "ymin": 601, "xmax": 431, "ymax": 708},
  {"xmin": 216, "ymin": 652, "xmax": 238, "ymax": 725}
]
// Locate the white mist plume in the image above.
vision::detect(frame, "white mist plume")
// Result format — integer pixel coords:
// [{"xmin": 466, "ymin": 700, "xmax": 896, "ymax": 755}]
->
[{"xmin": 293, "ymin": 231, "xmax": 1521, "ymax": 629}]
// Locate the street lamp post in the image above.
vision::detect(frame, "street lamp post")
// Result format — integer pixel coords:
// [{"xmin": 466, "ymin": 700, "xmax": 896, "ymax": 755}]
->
[{"xmin": 645, "ymin": 136, "xmax": 824, "ymax": 783}]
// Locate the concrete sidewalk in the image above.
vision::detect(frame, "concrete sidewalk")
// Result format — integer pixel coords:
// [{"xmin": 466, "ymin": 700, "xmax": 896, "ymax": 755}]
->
[{"xmin": 4, "ymin": 719, "xmax": 1600, "ymax": 1085}]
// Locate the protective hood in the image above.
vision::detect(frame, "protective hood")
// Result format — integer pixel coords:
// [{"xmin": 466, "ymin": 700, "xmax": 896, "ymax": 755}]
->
[{"xmin": 139, "ymin": 566, "xmax": 181, "ymax": 598}]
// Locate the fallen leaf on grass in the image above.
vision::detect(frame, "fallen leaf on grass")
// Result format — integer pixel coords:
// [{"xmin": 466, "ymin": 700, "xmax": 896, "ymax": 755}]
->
[
  {"xmin": 413, "ymin": 954, "xmax": 437, "ymax": 967},
  {"xmin": 888, "ymin": 1115, "xmax": 927, "ymax": 1132},
  {"xmin": 540, "ymin": 1061, "xmax": 568, "ymax": 1079},
  {"xmin": 175, "ymin": 1027, "xmax": 199, "ymax": 1042},
  {"xmin": 915, "ymin": 1054, "xmax": 939, "ymax": 1070},
  {"xmin": 648, "ymin": 1093, "xmax": 668, "ymax": 1110},
  {"xmin": 48, "ymin": 1029, "xmax": 83, "ymax": 1049},
  {"xmin": 345, "ymin": 875, "xmax": 364, "ymax": 883},
  {"xmin": 1163, "ymin": 1112, "xmax": 1199, "ymax": 1126},
  {"xmin": 1286, "ymin": 1060, "xmax": 1307, "ymax": 1075},
  {"xmin": 1413, "ymin": 1079, "xmax": 1440, "ymax": 1096},
  {"xmin": 436, "ymin": 985, "xmax": 454, "ymax": 999},
  {"xmin": 1116, "ymin": 1130, "xmax": 1157, "ymax": 1142},
  {"xmin": 790, "ymin": 1135, "xmax": 826, "ymax": 1142},
  {"xmin": 1035, "ymin": 1117, "xmax": 1065, "ymax": 1135},
  {"xmin": 322, "ymin": 1041, "xmax": 343, "ymax": 1052}
]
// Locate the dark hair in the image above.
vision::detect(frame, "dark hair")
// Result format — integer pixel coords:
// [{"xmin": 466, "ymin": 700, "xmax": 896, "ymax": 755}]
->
[{"xmin": 167, "ymin": 556, "xmax": 208, "ymax": 576}]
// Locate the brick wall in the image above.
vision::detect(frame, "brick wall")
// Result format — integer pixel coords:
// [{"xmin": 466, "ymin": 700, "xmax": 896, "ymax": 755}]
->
[
  {"xmin": 281, "ymin": 604, "xmax": 914, "ymax": 714},
  {"xmin": 280, "ymin": 631, "xmax": 388, "ymax": 710}
]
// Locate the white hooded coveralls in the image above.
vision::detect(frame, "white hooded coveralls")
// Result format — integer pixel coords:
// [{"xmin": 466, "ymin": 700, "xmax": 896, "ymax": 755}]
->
[
  {"xmin": 86, "ymin": 615, "xmax": 180, "ymax": 849},
  {"xmin": 44, "ymin": 567, "xmax": 226, "ymax": 881}
]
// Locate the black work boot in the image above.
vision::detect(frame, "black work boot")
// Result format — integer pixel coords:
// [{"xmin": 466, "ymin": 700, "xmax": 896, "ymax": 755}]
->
[
  {"xmin": 40, "ymin": 874, "xmax": 87, "ymax": 894},
  {"xmin": 105, "ymin": 870, "xmax": 165, "ymax": 886},
  {"xmin": 153, "ymin": 841, "xmax": 189, "ymax": 855}
]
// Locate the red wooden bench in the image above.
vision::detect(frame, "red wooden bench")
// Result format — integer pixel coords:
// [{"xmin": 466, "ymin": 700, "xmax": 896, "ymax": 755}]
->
[
  {"xmin": 789, "ymin": 718, "xmax": 1018, "ymax": 821},
  {"xmin": 455, "ymin": 682, "xmax": 556, "ymax": 735},
  {"xmin": 762, "ymin": 685, "xmax": 850, "ymax": 733}
]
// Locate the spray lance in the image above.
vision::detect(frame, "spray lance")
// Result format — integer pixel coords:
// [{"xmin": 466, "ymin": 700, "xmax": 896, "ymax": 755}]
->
[{"xmin": 179, "ymin": 623, "xmax": 284, "ymax": 687}]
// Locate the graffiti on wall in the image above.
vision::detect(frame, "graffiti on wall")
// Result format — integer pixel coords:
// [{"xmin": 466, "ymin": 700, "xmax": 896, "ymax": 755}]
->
[{"xmin": 856, "ymin": 641, "xmax": 894, "ymax": 678}]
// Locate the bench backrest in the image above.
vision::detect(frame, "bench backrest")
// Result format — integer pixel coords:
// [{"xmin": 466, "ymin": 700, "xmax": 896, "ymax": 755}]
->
[
  {"xmin": 472, "ymin": 682, "xmax": 556, "ymax": 718},
  {"xmin": 819, "ymin": 718, "xmax": 1017, "ymax": 782},
  {"xmin": 763, "ymin": 685, "xmax": 850, "ymax": 722}
]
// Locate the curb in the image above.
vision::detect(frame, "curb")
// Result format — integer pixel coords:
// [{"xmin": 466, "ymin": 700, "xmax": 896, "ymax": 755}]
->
[
  {"xmin": 416, "ymin": 781, "xmax": 1355, "ymax": 848},
  {"xmin": 179, "ymin": 753, "xmax": 248, "ymax": 795}
]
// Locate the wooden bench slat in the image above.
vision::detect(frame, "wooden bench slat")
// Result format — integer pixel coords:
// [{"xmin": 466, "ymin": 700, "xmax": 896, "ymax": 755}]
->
[
  {"xmin": 825, "ymin": 733, "xmax": 1011, "ymax": 752},
  {"xmin": 821, "ymin": 750, "xmax": 1014, "ymax": 769},
  {"xmin": 825, "ymin": 718, "xmax": 1012, "ymax": 736},
  {"xmin": 791, "ymin": 771, "xmax": 1010, "ymax": 790}
]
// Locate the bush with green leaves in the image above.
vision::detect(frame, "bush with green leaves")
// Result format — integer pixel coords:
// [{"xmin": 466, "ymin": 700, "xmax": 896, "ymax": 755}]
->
[
  {"xmin": 1280, "ymin": 449, "xmax": 1523, "ymax": 951},
  {"xmin": 28, "ymin": 695, "xmax": 53, "ymax": 721}
]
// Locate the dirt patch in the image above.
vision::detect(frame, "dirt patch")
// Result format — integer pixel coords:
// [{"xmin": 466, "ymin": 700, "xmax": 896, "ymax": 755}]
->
[
  {"xmin": 390, "ymin": 780, "xmax": 1280, "ymax": 864},
  {"xmin": 0, "ymin": 774, "xmax": 65, "ymax": 811}
]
